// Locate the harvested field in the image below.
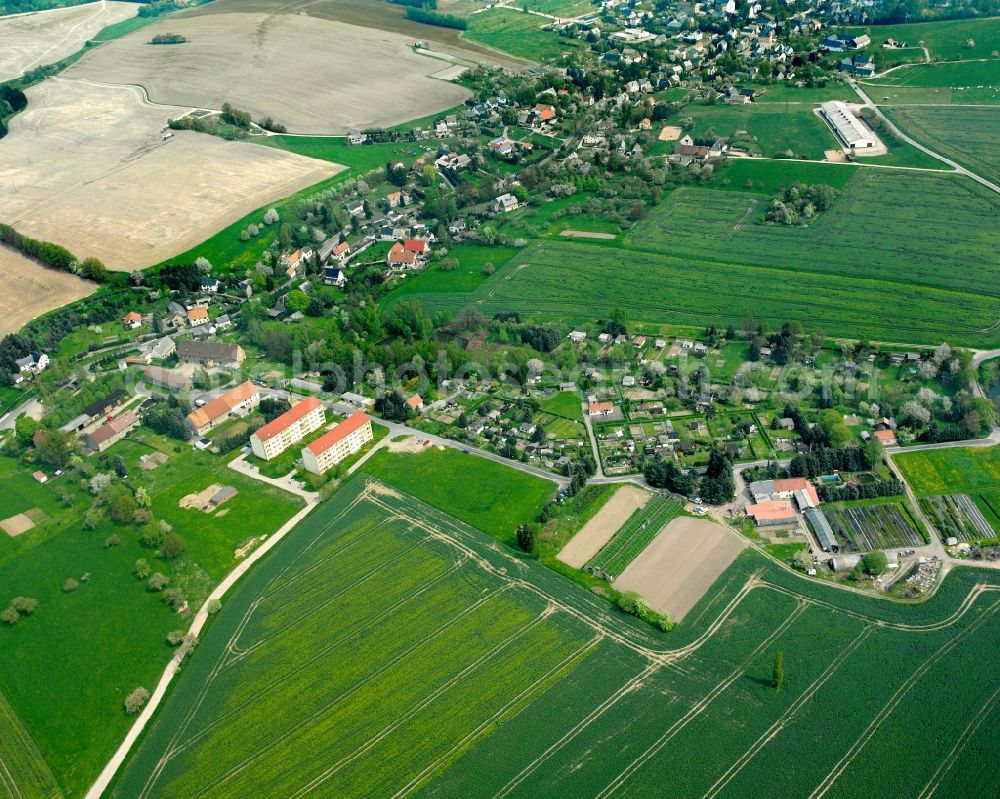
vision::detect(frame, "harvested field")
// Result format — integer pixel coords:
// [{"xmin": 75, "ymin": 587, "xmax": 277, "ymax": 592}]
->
[
  {"xmin": 0, "ymin": 245, "xmax": 92, "ymax": 334},
  {"xmin": 658, "ymin": 125, "xmax": 683, "ymax": 141},
  {"xmin": 613, "ymin": 516, "xmax": 747, "ymax": 621},
  {"xmin": 0, "ymin": 78, "xmax": 340, "ymax": 270},
  {"xmin": 0, "ymin": 0, "xmax": 137, "ymax": 82},
  {"xmin": 557, "ymin": 485, "xmax": 651, "ymax": 568},
  {"xmin": 180, "ymin": 0, "xmax": 531, "ymax": 70},
  {"xmin": 0, "ymin": 511, "xmax": 35, "ymax": 537},
  {"xmin": 558, "ymin": 229, "xmax": 617, "ymax": 240},
  {"xmin": 67, "ymin": 12, "xmax": 472, "ymax": 134}
]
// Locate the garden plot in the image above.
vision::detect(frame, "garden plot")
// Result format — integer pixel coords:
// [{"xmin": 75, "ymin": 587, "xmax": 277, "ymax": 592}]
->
[
  {"xmin": 585, "ymin": 495, "xmax": 682, "ymax": 579},
  {"xmin": 557, "ymin": 485, "xmax": 651, "ymax": 569},
  {"xmin": 921, "ymin": 494, "xmax": 998, "ymax": 542},
  {"xmin": 825, "ymin": 503, "xmax": 924, "ymax": 552},
  {"xmin": 0, "ymin": 0, "xmax": 136, "ymax": 82},
  {"xmin": 613, "ymin": 516, "xmax": 747, "ymax": 622},
  {"xmin": 66, "ymin": 11, "xmax": 471, "ymax": 134},
  {"xmin": 0, "ymin": 78, "xmax": 340, "ymax": 270}
]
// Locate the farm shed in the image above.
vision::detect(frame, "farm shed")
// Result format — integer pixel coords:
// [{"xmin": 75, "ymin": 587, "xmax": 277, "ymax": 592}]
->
[
  {"xmin": 210, "ymin": 486, "xmax": 238, "ymax": 507},
  {"xmin": 829, "ymin": 554, "xmax": 862, "ymax": 571},
  {"xmin": 806, "ymin": 508, "xmax": 839, "ymax": 552}
]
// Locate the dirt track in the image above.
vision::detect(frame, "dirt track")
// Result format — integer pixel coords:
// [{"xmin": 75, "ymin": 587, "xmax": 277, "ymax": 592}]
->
[
  {"xmin": 558, "ymin": 486, "xmax": 650, "ymax": 569},
  {"xmin": 613, "ymin": 516, "xmax": 748, "ymax": 622},
  {"xmin": 0, "ymin": 78, "xmax": 340, "ymax": 270},
  {"xmin": 0, "ymin": 1, "xmax": 136, "ymax": 82},
  {"xmin": 0, "ymin": 245, "xmax": 93, "ymax": 334},
  {"xmin": 66, "ymin": 12, "xmax": 472, "ymax": 134}
]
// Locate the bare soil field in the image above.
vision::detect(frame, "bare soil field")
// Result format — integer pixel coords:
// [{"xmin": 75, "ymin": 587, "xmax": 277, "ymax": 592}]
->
[
  {"xmin": 613, "ymin": 516, "xmax": 747, "ymax": 622},
  {"xmin": 0, "ymin": 512, "xmax": 35, "ymax": 537},
  {"xmin": 0, "ymin": 0, "xmax": 136, "ymax": 82},
  {"xmin": 558, "ymin": 485, "xmax": 651, "ymax": 569},
  {"xmin": 0, "ymin": 78, "xmax": 340, "ymax": 270},
  {"xmin": 559, "ymin": 230, "xmax": 617, "ymax": 240},
  {"xmin": 180, "ymin": 0, "xmax": 531, "ymax": 70},
  {"xmin": 0, "ymin": 245, "xmax": 93, "ymax": 334},
  {"xmin": 66, "ymin": 12, "xmax": 473, "ymax": 134},
  {"xmin": 658, "ymin": 125, "xmax": 683, "ymax": 141}
]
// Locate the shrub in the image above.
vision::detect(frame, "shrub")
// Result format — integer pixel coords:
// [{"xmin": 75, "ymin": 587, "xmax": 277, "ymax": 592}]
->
[
  {"xmin": 104, "ymin": 534, "xmax": 121, "ymax": 549},
  {"xmin": 0, "ymin": 607, "xmax": 19, "ymax": 626},
  {"xmin": 206, "ymin": 599, "xmax": 222, "ymax": 615},
  {"xmin": 617, "ymin": 591, "xmax": 649, "ymax": 618},
  {"xmin": 134, "ymin": 558, "xmax": 150, "ymax": 579},
  {"xmin": 147, "ymin": 573, "xmax": 169, "ymax": 592},
  {"xmin": 167, "ymin": 630, "xmax": 185, "ymax": 646},
  {"xmin": 124, "ymin": 686, "xmax": 150, "ymax": 715},
  {"xmin": 63, "ymin": 578, "xmax": 79, "ymax": 593},
  {"xmin": 10, "ymin": 597, "xmax": 37, "ymax": 616},
  {"xmin": 163, "ymin": 533, "xmax": 187, "ymax": 559},
  {"xmin": 163, "ymin": 588, "xmax": 186, "ymax": 610}
]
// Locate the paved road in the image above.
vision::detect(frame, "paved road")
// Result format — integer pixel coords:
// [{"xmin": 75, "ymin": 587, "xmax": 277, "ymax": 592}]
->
[
  {"xmin": 228, "ymin": 452, "xmax": 320, "ymax": 502},
  {"xmin": 0, "ymin": 397, "xmax": 42, "ymax": 431},
  {"xmin": 849, "ymin": 80, "xmax": 1000, "ymax": 195}
]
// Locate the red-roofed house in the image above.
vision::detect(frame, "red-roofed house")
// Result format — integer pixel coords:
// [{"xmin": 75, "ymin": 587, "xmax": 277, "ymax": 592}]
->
[
  {"xmin": 302, "ymin": 412, "xmax": 374, "ymax": 475},
  {"xmin": 186, "ymin": 381, "xmax": 260, "ymax": 436},
  {"xmin": 588, "ymin": 401, "xmax": 613, "ymax": 416},
  {"xmin": 123, "ymin": 311, "xmax": 142, "ymax": 330},
  {"xmin": 406, "ymin": 395, "xmax": 424, "ymax": 413},
  {"xmin": 387, "ymin": 243, "xmax": 418, "ymax": 270},
  {"xmin": 187, "ymin": 307, "xmax": 208, "ymax": 327},
  {"xmin": 535, "ymin": 103, "xmax": 556, "ymax": 122},
  {"xmin": 747, "ymin": 499, "xmax": 797, "ymax": 526},
  {"xmin": 250, "ymin": 397, "xmax": 326, "ymax": 460},
  {"xmin": 874, "ymin": 429, "xmax": 897, "ymax": 446},
  {"xmin": 403, "ymin": 239, "xmax": 431, "ymax": 258},
  {"xmin": 330, "ymin": 241, "xmax": 350, "ymax": 264}
]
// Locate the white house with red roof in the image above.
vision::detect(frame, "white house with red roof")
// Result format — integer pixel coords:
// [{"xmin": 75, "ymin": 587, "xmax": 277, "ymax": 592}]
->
[
  {"xmin": 302, "ymin": 412, "xmax": 374, "ymax": 475},
  {"xmin": 387, "ymin": 243, "xmax": 418, "ymax": 270},
  {"xmin": 123, "ymin": 311, "xmax": 142, "ymax": 330}
]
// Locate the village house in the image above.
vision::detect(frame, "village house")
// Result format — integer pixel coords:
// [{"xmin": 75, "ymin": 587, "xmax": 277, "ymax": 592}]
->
[
  {"xmin": 122, "ymin": 311, "xmax": 142, "ymax": 330},
  {"xmin": 187, "ymin": 306, "xmax": 209, "ymax": 327},
  {"xmin": 175, "ymin": 340, "xmax": 245, "ymax": 368},
  {"xmin": 16, "ymin": 352, "xmax": 49, "ymax": 374},
  {"xmin": 490, "ymin": 193, "xmax": 520, "ymax": 213},
  {"xmin": 186, "ymin": 381, "xmax": 260, "ymax": 437},
  {"xmin": 302, "ymin": 411, "xmax": 374, "ymax": 475},
  {"xmin": 323, "ymin": 267, "xmax": 347, "ymax": 288},
  {"xmin": 387, "ymin": 244, "xmax": 418, "ymax": 270},
  {"xmin": 250, "ymin": 396, "xmax": 326, "ymax": 461},
  {"xmin": 81, "ymin": 389, "xmax": 128, "ymax": 425},
  {"xmin": 406, "ymin": 395, "xmax": 425, "ymax": 414},
  {"xmin": 201, "ymin": 277, "xmax": 220, "ymax": 294},
  {"xmin": 85, "ymin": 410, "xmax": 139, "ymax": 453}
]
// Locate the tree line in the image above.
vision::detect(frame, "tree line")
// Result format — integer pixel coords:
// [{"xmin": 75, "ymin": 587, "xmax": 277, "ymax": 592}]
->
[
  {"xmin": 405, "ymin": 7, "xmax": 467, "ymax": 29},
  {"xmin": 0, "ymin": 223, "xmax": 109, "ymax": 282}
]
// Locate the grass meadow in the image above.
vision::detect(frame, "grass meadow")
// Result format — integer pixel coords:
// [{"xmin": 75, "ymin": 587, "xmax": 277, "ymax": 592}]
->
[
  {"xmin": 0, "ymin": 435, "xmax": 302, "ymax": 797},
  {"xmin": 110, "ymin": 476, "xmax": 1000, "ymax": 799},
  {"xmin": 462, "ymin": 7, "xmax": 578, "ymax": 62},
  {"xmin": 894, "ymin": 445, "xmax": 1000, "ymax": 496},
  {"xmin": 883, "ymin": 104, "xmax": 1000, "ymax": 184},
  {"xmin": 360, "ymin": 447, "xmax": 556, "ymax": 545},
  {"xmin": 847, "ymin": 17, "xmax": 1000, "ymax": 62}
]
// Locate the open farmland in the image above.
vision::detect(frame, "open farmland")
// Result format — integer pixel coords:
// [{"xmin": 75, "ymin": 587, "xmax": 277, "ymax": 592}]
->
[
  {"xmin": 0, "ymin": 78, "xmax": 340, "ymax": 270},
  {"xmin": 884, "ymin": 105, "xmax": 1000, "ymax": 184},
  {"xmin": 113, "ymin": 476, "xmax": 1000, "ymax": 799},
  {"xmin": 0, "ymin": 0, "xmax": 136, "ymax": 82},
  {"xmin": 0, "ymin": 245, "xmax": 92, "ymax": 335},
  {"xmin": 895, "ymin": 445, "xmax": 1000, "ymax": 496},
  {"xmin": 66, "ymin": 12, "xmax": 472, "ymax": 134},
  {"xmin": 0, "ymin": 689, "xmax": 62, "ymax": 799},
  {"xmin": 625, "ymin": 172, "xmax": 1000, "ymax": 299},
  {"xmin": 613, "ymin": 516, "xmax": 748, "ymax": 622},
  {"xmin": 846, "ymin": 17, "xmax": 1000, "ymax": 62},
  {"xmin": 180, "ymin": 0, "xmax": 531, "ymax": 70},
  {"xmin": 861, "ymin": 59, "xmax": 1000, "ymax": 105},
  {"xmin": 403, "ymin": 170, "xmax": 1000, "ymax": 346}
]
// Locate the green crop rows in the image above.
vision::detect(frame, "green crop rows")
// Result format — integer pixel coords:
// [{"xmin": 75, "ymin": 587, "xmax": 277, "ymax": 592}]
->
[
  {"xmin": 921, "ymin": 494, "xmax": 999, "ymax": 542},
  {"xmin": 404, "ymin": 170, "xmax": 1000, "ymax": 347},
  {"xmin": 111, "ymin": 476, "xmax": 1000, "ymax": 798},
  {"xmin": 585, "ymin": 496, "xmax": 682, "ymax": 579},
  {"xmin": 0, "ymin": 690, "xmax": 61, "ymax": 799},
  {"xmin": 824, "ymin": 502, "xmax": 924, "ymax": 552}
]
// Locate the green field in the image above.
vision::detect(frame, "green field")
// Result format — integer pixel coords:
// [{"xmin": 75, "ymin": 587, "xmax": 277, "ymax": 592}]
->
[
  {"xmin": 884, "ymin": 104, "xmax": 1000, "ymax": 184},
  {"xmin": 111, "ymin": 476, "xmax": 1000, "ymax": 799},
  {"xmin": 711, "ymin": 158, "xmax": 859, "ymax": 194},
  {"xmin": 391, "ymin": 169, "xmax": 1000, "ymax": 346},
  {"xmin": 895, "ymin": 445, "xmax": 1000, "ymax": 496},
  {"xmin": 864, "ymin": 57, "xmax": 1000, "ymax": 91},
  {"xmin": 462, "ymin": 7, "xmax": 574, "ymax": 62},
  {"xmin": 0, "ymin": 436, "xmax": 302, "ymax": 797},
  {"xmin": 383, "ymin": 245, "xmax": 519, "ymax": 304},
  {"xmin": 538, "ymin": 390, "xmax": 584, "ymax": 422},
  {"xmin": 585, "ymin": 496, "xmax": 683, "ymax": 578},
  {"xmin": 0, "ymin": 689, "xmax": 62, "ymax": 799},
  {"xmin": 847, "ymin": 17, "xmax": 1000, "ymax": 62},
  {"xmin": 360, "ymin": 447, "xmax": 555, "ymax": 545}
]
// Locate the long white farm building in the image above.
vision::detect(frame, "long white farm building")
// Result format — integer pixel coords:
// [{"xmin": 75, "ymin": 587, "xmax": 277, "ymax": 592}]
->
[{"xmin": 821, "ymin": 101, "xmax": 877, "ymax": 150}]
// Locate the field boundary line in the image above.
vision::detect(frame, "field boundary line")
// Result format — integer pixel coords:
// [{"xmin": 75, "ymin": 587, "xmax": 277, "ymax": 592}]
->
[
  {"xmin": 283, "ymin": 612, "xmax": 554, "ymax": 799},
  {"xmin": 180, "ymin": 586, "xmax": 522, "ymax": 797},
  {"xmin": 594, "ymin": 602, "xmax": 808, "ymax": 799},
  {"xmin": 915, "ymin": 680, "xmax": 1000, "ymax": 799},
  {"xmin": 488, "ymin": 662, "xmax": 661, "ymax": 799},
  {"xmin": 807, "ymin": 598, "xmax": 1000, "ymax": 799},
  {"xmin": 87, "ymin": 499, "xmax": 320, "ymax": 799},
  {"xmin": 701, "ymin": 624, "xmax": 875, "ymax": 799},
  {"xmin": 167, "ymin": 560, "xmax": 474, "ymax": 759},
  {"xmin": 389, "ymin": 634, "xmax": 604, "ymax": 799}
]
